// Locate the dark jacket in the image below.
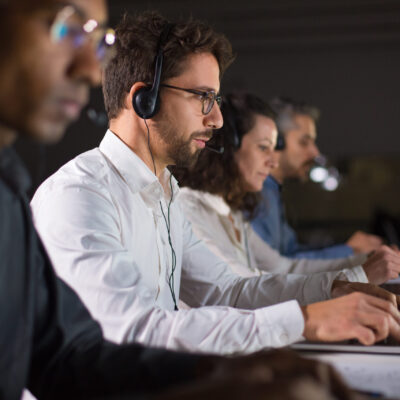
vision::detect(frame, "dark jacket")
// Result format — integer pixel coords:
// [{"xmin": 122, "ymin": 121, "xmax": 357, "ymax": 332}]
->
[{"xmin": 0, "ymin": 147, "xmax": 200, "ymax": 400}]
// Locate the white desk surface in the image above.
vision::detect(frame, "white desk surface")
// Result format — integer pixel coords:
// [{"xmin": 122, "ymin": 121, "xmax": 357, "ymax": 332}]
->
[{"xmin": 292, "ymin": 343, "xmax": 400, "ymax": 398}]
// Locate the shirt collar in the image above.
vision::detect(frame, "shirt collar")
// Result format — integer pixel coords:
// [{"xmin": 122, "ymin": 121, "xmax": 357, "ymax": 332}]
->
[
  {"xmin": 181, "ymin": 188, "xmax": 232, "ymax": 217},
  {"xmin": 99, "ymin": 130, "xmax": 179, "ymax": 203},
  {"xmin": 265, "ymin": 175, "xmax": 281, "ymax": 192}
]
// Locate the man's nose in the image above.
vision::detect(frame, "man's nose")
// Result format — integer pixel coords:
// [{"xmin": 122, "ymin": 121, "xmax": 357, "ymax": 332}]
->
[
  {"xmin": 310, "ymin": 143, "xmax": 320, "ymax": 158},
  {"xmin": 204, "ymin": 102, "xmax": 223, "ymax": 130},
  {"xmin": 68, "ymin": 42, "xmax": 103, "ymax": 87},
  {"xmin": 267, "ymin": 151, "xmax": 279, "ymax": 169}
]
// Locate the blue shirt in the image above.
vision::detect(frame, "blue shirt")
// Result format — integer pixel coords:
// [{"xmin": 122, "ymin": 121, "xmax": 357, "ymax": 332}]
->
[{"xmin": 251, "ymin": 175, "xmax": 354, "ymax": 259}]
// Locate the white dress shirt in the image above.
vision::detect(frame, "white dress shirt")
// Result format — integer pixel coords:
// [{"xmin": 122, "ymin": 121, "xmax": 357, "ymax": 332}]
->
[
  {"xmin": 177, "ymin": 188, "xmax": 368, "ymax": 281},
  {"xmin": 32, "ymin": 130, "xmax": 360, "ymax": 354}
]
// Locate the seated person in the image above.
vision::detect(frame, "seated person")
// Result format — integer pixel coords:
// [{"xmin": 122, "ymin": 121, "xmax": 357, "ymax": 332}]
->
[
  {"xmin": 31, "ymin": 12, "xmax": 400, "ymax": 357},
  {"xmin": 174, "ymin": 92, "xmax": 399, "ymax": 284},
  {"xmin": 251, "ymin": 97, "xmax": 382, "ymax": 259},
  {"xmin": 1, "ymin": 2, "xmax": 353, "ymax": 399}
]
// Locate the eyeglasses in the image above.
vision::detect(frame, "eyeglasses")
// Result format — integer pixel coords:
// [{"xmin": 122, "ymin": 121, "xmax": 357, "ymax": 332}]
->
[
  {"xmin": 49, "ymin": 5, "xmax": 116, "ymax": 66},
  {"xmin": 160, "ymin": 84, "xmax": 222, "ymax": 115}
]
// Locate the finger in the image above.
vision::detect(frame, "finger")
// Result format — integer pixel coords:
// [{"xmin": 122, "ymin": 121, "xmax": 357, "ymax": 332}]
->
[
  {"xmin": 390, "ymin": 269, "xmax": 400, "ymax": 280},
  {"xmin": 353, "ymin": 303, "xmax": 394, "ymax": 343},
  {"xmin": 349, "ymin": 324, "xmax": 376, "ymax": 345},
  {"xmin": 352, "ymin": 291, "xmax": 400, "ymax": 322},
  {"xmin": 369, "ymin": 251, "xmax": 400, "ymax": 265},
  {"xmin": 368, "ymin": 293, "xmax": 400, "ymax": 322},
  {"xmin": 369, "ymin": 237, "xmax": 383, "ymax": 246},
  {"xmin": 388, "ymin": 314, "xmax": 400, "ymax": 341},
  {"xmin": 372, "ymin": 245, "xmax": 398, "ymax": 259},
  {"xmin": 380, "ymin": 244, "xmax": 395, "ymax": 253},
  {"xmin": 382, "ymin": 254, "xmax": 400, "ymax": 266},
  {"xmin": 389, "ymin": 262, "xmax": 400, "ymax": 273},
  {"xmin": 390, "ymin": 244, "xmax": 399, "ymax": 252},
  {"xmin": 356, "ymin": 285, "xmax": 398, "ymax": 308},
  {"xmin": 359, "ymin": 308, "xmax": 391, "ymax": 342}
]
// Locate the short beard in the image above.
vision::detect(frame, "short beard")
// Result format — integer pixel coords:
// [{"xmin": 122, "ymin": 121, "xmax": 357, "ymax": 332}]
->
[{"xmin": 153, "ymin": 110, "xmax": 212, "ymax": 168}]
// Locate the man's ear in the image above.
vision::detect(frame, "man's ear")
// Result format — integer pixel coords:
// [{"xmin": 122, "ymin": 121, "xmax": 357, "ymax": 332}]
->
[{"xmin": 126, "ymin": 82, "xmax": 148, "ymax": 110}]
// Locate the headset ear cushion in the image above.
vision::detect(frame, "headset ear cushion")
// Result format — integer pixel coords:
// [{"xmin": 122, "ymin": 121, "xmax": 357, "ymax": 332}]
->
[
  {"xmin": 275, "ymin": 133, "xmax": 286, "ymax": 151},
  {"xmin": 132, "ymin": 87, "xmax": 160, "ymax": 119}
]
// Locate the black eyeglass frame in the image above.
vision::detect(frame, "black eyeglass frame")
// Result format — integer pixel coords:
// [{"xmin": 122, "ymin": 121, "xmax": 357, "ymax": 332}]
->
[{"xmin": 160, "ymin": 83, "xmax": 222, "ymax": 115}]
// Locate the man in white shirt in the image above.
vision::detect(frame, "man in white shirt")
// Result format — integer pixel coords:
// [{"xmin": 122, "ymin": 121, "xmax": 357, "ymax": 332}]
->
[{"xmin": 31, "ymin": 11, "xmax": 400, "ymax": 354}]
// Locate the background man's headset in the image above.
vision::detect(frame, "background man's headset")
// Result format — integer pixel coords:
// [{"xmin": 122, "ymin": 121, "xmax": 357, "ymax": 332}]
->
[
  {"xmin": 131, "ymin": 23, "xmax": 179, "ymax": 310},
  {"xmin": 275, "ymin": 130, "xmax": 286, "ymax": 151}
]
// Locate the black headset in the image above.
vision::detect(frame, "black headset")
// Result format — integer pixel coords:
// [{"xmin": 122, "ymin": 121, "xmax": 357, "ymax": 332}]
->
[
  {"xmin": 275, "ymin": 130, "xmax": 286, "ymax": 151},
  {"xmin": 132, "ymin": 23, "xmax": 175, "ymax": 119},
  {"xmin": 132, "ymin": 23, "xmax": 179, "ymax": 311},
  {"xmin": 221, "ymin": 96, "xmax": 241, "ymax": 149}
]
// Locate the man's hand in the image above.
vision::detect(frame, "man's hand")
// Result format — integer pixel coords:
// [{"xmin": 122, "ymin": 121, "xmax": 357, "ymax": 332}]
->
[
  {"xmin": 331, "ymin": 280, "xmax": 400, "ymax": 306},
  {"xmin": 346, "ymin": 231, "xmax": 383, "ymax": 254},
  {"xmin": 361, "ymin": 245, "xmax": 400, "ymax": 284},
  {"xmin": 302, "ymin": 291, "xmax": 400, "ymax": 345}
]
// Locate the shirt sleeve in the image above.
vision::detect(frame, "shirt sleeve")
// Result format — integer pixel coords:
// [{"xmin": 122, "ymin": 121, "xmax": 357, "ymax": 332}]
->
[
  {"xmin": 31, "ymin": 181, "xmax": 307, "ymax": 354},
  {"xmin": 251, "ymin": 180, "xmax": 355, "ymax": 260},
  {"xmin": 177, "ymin": 193, "xmax": 368, "ymax": 285},
  {"xmin": 248, "ymin": 226, "xmax": 368, "ymax": 279},
  {"xmin": 285, "ymin": 243, "xmax": 355, "ymax": 259},
  {"xmin": 251, "ymin": 182, "xmax": 282, "ymax": 251}
]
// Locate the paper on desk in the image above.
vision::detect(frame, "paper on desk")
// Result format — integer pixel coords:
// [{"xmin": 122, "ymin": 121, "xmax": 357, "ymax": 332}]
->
[
  {"xmin": 302, "ymin": 353, "xmax": 400, "ymax": 398},
  {"xmin": 387, "ymin": 276, "xmax": 400, "ymax": 283}
]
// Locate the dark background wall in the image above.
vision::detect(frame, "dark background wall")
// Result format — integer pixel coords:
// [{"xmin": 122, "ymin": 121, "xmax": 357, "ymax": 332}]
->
[{"xmin": 16, "ymin": 0, "xmax": 400, "ymax": 244}]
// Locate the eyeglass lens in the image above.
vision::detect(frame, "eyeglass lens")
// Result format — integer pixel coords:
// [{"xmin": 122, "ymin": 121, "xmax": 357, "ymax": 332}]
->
[
  {"xmin": 50, "ymin": 6, "xmax": 115, "ymax": 64},
  {"xmin": 203, "ymin": 93, "xmax": 221, "ymax": 115}
]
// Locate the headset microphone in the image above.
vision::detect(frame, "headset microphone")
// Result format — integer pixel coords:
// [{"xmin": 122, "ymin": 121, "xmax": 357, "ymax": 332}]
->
[
  {"xmin": 275, "ymin": 130, "xmax": 286, "ymax": 151},
  {"xmin": 131, "ymin": 22, "xmax": 179, "ymax": 311},
  {"xmin": 205, "ymin": 143, "xmax": 224, "ymax": 154},
  {"xmin": 86, "ymin": 107, "xmax": 108, "ymax": 127}
]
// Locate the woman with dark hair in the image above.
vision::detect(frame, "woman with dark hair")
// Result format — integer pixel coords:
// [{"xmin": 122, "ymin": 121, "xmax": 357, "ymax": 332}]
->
[{"xmin": 173, "ymin": 92, "xmax": 381, "ymax": 282}]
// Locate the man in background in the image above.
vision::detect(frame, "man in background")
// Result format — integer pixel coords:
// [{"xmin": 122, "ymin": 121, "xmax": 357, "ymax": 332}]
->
[{"xmin": 252, "ymin": 97, "xmax": 383, "ymax": 259}]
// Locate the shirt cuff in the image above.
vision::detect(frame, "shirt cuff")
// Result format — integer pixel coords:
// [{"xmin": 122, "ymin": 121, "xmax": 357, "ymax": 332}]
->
[
  {"xmin": 254, "ymin": 300, "xmax": 304, "ymax": 348},
  {"xmin": 337, "ymin": 266, "xmax": 369, "ymax": 283},
  {"xmin": 346, "ymin": 253, "xmax": 368, "ymax": 267}
]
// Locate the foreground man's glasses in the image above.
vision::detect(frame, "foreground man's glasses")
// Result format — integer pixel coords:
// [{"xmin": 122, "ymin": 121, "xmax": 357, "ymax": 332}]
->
[{"xmin": 50, "ymin": 5, "xmax": 116, "ymax": 65}]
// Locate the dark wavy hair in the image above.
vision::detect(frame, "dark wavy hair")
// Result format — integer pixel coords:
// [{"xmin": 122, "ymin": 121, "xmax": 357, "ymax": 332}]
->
[
  {"xmin": 103, "ymin": 11, "xmax": 234, "ymax": 120},
  {"xmin": 172, "ymin": 92, "xmax": 275, "ymax": 218},
  {"xmin": 270, "ymin": 97, "xmax": 320, "ymax": 136}
]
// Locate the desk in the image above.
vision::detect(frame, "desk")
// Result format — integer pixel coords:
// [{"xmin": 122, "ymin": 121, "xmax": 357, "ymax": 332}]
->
[{"xmin": 292, "ymin": 344, "xmax": 400, "ymax": 399}]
